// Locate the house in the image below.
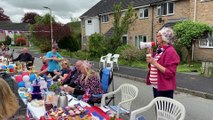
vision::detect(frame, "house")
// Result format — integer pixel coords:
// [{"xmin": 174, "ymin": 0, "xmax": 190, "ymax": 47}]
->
[
  {"xmin": 0, "ymin": 21, "xmax": 29, "ymax": 45},
  {"xmin": 80, "ymin": 0, "xmax": 213, "ymax": 61}
]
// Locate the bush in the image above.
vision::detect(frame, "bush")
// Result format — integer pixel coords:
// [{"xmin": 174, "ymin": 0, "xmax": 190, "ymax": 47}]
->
[
  {"xmin": 116, "ymin": 45, "xmax": 131, "ymax": 54},
  {"xmin": 89, "ymin": 33, "xmax": 106, "ymax": 58},
  {"xmin": 0, "ymin": 36, "xmax": 12, "ymax": 46},
  {"xmin": 120, "ymin": 46, "xmax": 146, "ymax": 64},
  {"xmin": 16, "ymin": 37, "xmax": 26, "ymax": 46},
  {"xmin": 58, "ymin": 36, "xmax": 80, "ymax": 52},
  {"xmin": 39, "ymin": 39, "xmax": 51, "ymax": 52},
  {"xmin": 73, "ymin": 50, "xmax": 90, "ymax": 60},
  {"xmin": 4, "ymin": 36, "xmax": 12, "ymax": 45}
]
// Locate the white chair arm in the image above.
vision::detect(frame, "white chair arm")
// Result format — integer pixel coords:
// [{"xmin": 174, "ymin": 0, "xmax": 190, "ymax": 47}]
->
[
  {"xmin": 101, "ymin": 89, "xmax": 120, "ymax": 106},
  {"xmin": 130, "ymin": 100, "xmax": 155, "ymax": 120},
  {"xmin": 117, "ymin": 98, "xmax": 135, "ymax": 108},
  {"xmin": 115, "ymin": 98, "xmax": 135, "ymax": 118}
]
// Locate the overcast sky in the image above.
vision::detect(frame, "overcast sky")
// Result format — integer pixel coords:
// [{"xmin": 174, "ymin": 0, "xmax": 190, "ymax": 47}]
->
[{"xmin": 0, "ymin": 0, "xmax": 100, "ymax": 24}]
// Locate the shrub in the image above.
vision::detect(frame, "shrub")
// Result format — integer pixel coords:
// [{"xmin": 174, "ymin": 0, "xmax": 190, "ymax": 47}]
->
[
  {"xmin": 58, "ymin": 36, "xmax": 80, "ymax": 52},
  {"xmin": 74, "ymin": 50, "xmax": 90, "ymax": 60},
  {"xmin": 116, "ymin": 45, "xmax": 131, "ymax": 54},
  {"xmin": 4, "ymin": 36, "xmax": 12, "ymax": 45},
  {"xmin": 16, "ymin": 37, "xmax": 26, "ymax": 46},
  {"xmin": 89, "ymin": 33, "xmax": 106, "ymax": 58},
  {"xmin": 120, "ymin": 46, "xmax": 146, "ymax": 64},
  {"xmin": 39, "ymin": 39, "xmax": 51, "ymax": 52}
]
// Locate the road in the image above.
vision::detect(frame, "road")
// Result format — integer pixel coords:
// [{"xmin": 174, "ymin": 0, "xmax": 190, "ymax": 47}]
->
[
  {"xmin": 111, "ymin": 76, "xmax": 213, "ymax": 120},
  {"xmin": 14, "ymin": 50, "xmax": 213, "ymax": 120}
]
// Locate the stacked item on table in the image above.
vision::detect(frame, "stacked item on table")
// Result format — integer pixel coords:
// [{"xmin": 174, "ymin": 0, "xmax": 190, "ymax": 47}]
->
[
  {"xmin": 43, "ymin": 104, "xmax": 91, "ymax": 120},
  {"xmin": 31, "ymin": 79, "xmax": 42, "ymax": 100}
]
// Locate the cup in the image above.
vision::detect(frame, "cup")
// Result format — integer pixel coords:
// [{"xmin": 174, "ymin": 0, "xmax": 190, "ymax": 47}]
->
[
  {"xmin": 146, "ymin": 54, "xmax": 151, "ymax": 57},
  {"xmin": 44, "ymin": 102, "xmax": 53, "ymax": 111}
]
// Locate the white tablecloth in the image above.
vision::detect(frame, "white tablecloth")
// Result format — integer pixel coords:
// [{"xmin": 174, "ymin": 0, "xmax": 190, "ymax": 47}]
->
[{"xmin": 18, "ymin": 90, "xmax": 90, "ymax": 120}]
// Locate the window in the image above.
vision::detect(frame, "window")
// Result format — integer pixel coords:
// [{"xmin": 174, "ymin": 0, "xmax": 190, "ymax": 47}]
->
[
  {"xmin": 139, "ymin": 8, "xmax": 148, "ymax": 18},
  {"xmin": 87, "ymin": 19, "xmax": 92, "ymax": 24},
  {"xmin": 122, "ymin": 35, "xmax": 128, "ymax": 44},
  {"xmin": 157, "ymin": 2, "xmax": 174, "ymax": 16},
  {"xmin": 135, "ymin": 35, "xmax": 148, "ymax": 48},
  {"xmin": 101, "ymin": 15, "xmax": 109, "ymax": 23},
  {"xmin": 199, "ymin": 32, "xmax": 213, "ymax": 48}
]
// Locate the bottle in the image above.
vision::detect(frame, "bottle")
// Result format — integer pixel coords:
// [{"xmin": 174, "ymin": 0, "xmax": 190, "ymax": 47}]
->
[
  {"xmin": 57, "ymin": 91, "xmax": 68, "ymax": 107},
  {"xmin": 82, "ymin": 89, "xmax": 90, "ymax": 102}
]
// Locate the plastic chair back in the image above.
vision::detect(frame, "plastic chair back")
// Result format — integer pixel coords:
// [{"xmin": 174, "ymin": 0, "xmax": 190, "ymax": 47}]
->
[
  {"xmin": 130, "ymin": 97, "xmax": 186, "ymax": 120},
  {"xmin": 155, "ymin": 97, "xmax": 185, "ymax": 120},
  {"xmin": 112, "ymin": 54, "xmax": 120, "ymax": 62},
  {"xmin": 120, "ymin": 84, "xmax": 138, "ymax": 110}
]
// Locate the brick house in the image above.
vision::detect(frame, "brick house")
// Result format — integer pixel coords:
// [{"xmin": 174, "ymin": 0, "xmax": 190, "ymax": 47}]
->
[{"xmin": 80, "ymin": 0, "xmax": 213, "ymax": 61}]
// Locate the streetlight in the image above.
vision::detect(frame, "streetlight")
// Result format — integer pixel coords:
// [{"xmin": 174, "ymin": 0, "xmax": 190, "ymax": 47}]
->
[{"xmin": 43, "ymin": 6, "xmax": 54, "ymax": 47}]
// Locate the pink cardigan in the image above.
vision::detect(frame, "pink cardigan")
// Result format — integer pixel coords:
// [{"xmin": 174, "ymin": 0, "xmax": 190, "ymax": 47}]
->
[{"xmin": 146, "ymin": 45, "xmax": 180, "ymax": 91}]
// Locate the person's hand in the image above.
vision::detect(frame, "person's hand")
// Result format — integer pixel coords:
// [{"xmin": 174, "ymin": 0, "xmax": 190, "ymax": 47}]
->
[
  {"xmin": 63, "ymin": 86, "xmax": 75, "ymax": 94},
  {"xmin": 146, "ymin": 56, "xmax": 156, "ymax": 65}
]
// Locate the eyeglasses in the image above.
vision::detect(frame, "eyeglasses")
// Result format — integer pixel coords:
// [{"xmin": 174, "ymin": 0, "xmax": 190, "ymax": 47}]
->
[{"xmin": 157, "ymin": 34, "xmax": 162, "ymax": 38}]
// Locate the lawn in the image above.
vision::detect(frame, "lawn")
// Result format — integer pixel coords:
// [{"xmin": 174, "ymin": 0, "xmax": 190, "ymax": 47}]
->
[{"xmin": 55, "ymin": 50, "xmax": 203, "ymax": 74}]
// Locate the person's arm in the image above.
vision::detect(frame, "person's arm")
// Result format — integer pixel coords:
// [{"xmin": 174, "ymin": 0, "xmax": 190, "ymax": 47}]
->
[
  {"xmin": 45, "ymin": 52, "xmax": 53, "ymax": 61},
  {"xmin": 38, "ymin": 68, "xmax": 48, "ymax": 75},
  {"xmin": 13, "ymin": 54, "xmax": 21, "ymax": 61}
]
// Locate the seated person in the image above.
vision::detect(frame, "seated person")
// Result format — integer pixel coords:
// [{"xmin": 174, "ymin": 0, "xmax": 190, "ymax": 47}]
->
[
  {"xmin": 62, "ymin": 60, "xmax": 83, "ymax": 85},
  {"xmin": 12, "ymin": 47, "xmax": 33, "ymax": 69},
  {"xmin": 37, "ymin": 56, "xmax": 48, "ymax": 76},
  {"xmin": 52, "ymin": 59, "xmax": 71, "ymax": 81},
  {"xmin": 62, "ymin": 62, "xmax": 104, "ymax": 105},
  {"xmin": 1, "ymin": 43, "xmax": 6, "ymax": 52},
  {"xmin": 0, "ymin": 78, "xmax": 19, "ymax": 120}
]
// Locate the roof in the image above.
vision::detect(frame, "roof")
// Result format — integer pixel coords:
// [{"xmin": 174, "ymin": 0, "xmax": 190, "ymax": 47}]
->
[
  {"xmin": 0, "ymin": 21, "xmax": 29, "ymax": 31},
  {"xmin": 80, "ymin": 0, "xmax": 165, "ymax": 18},
  {"xmin": 160, "ymin": 18, "xmax": 189, "ymax": 30}
]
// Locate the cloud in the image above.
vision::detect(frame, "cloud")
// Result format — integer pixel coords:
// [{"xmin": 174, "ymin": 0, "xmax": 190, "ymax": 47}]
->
[{"xmin": 0, "ymin": 0, "xmax": 100, "ymax": 23}]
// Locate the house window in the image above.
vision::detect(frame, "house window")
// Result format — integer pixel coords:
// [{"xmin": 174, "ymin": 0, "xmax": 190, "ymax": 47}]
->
[
  {"xmin": 122, "ymin": 35, "xmax": 128, "ymax": 44},
  {"xmin": 135, "ymin": 35, "xmax": 148, "ymax": 48},
  {"xmin": 87, "ymin": 19, "xmax": 92, "ymax": 24},
  {"xmin": 139, "ymin": 8, "xmax": 148, "ymax": 18},
  {"xmin": 101, "ymin": 15, "xmax": 109, "ymax": 23},
  {"xmin": 199, "ymin": 32, "xmax": 213, "ymax": 48},
  {"xmin": 157, "ymin": 2, "xmax": 174, "ymax": 16}
]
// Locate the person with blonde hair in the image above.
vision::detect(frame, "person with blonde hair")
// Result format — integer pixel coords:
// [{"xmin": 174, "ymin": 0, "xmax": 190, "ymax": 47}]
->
[
  {"xmin": 0, "ymin": 78, "xmax": 19, "ymax": 120},
  {"xmin": 62, "ymin": 61, "xmax": 103, "ymax": 104},
  {"xmin": 53, "ymin": 59, "xmax": 71, "ymax": 81},
  {"xmin": 146, "ymin": 27, "xmax": 180, "ymax": 99}
]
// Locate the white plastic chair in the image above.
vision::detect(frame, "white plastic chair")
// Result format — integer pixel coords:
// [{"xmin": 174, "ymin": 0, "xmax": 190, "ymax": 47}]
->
[
  {"xmin": 101, "ymin": 83, "xmax": 139, "ymax": 118},
  {"xmin": 99, "ymin": 53, "xmax": 112, "ymax": 68},
  {"xmin": 106, "ymin": 54, "xmax": 120, "ymax": 71},
  {"xmin": 130, "ymin": 97, "xmax": 186, "ymax": 120}
]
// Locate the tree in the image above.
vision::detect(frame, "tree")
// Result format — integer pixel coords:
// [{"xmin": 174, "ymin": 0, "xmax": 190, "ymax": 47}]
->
[
  {"xmin": 173, "ymin": 20, "xmax": 213, "ymax": 63},
  {"xmin": 107, "ymin": 2, "xmax": 137, "ymax": 52},
  {"xmin": 22, "ymin": 12, "xmax": 40, "ymax": 24},
  {"xmin": 68, "ymin": 21, "xmax": 81, "ymax": 49},
  {"xmin": 0, "ymin": 8, "xmax": 11, "ymax": 22},
  {"xmin": 31, "ymin": 13, "xmax": 71, "ymax": 51}
]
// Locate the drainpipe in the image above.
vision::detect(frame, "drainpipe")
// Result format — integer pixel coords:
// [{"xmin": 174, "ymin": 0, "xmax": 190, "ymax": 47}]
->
[
  {"xmin": 192, "ymin": 0, "xmax": 197, "ymax": 61},
  {"xmin": 151, "ymin": 6, "xmax": 154, "ymax": 42}
]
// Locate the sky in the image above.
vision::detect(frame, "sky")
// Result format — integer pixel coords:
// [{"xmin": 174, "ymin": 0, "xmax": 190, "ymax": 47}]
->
[{"xmin": 0, "ymin": 0, "xmax": 100, "ymax": 24}]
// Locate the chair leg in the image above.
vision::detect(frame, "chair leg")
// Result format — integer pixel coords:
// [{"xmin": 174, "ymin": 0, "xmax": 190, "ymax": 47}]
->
[
  {"xmin": 99, "ymin": 62, "xmax": 100, "ymax": 68},
  {"xmin": 116, "ymin": 63, "xmax": 119, "ymax": 70},
  {"xmin": 103, "ymin": 62, "xmax": 105, "ymax": 68}
]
